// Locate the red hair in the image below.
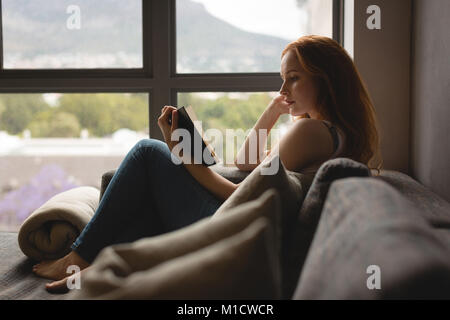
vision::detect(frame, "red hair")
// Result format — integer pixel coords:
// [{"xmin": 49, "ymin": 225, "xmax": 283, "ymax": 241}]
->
[{"xmin": 282, "ymin": 35, "xmax": 383, "ymax": 174}]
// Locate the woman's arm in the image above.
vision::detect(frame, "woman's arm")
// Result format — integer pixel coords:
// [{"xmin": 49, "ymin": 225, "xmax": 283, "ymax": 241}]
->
[
  {"xmin": 158, "ymin": 106, "xmax": 239, "ymax": 202},
  {"xmin": 182, "ymin": 163, "xmax": 240, "ymax": 201},
  {"xmin": 234, "ymin": 95, "xmax": 289, "ymax": 171}
]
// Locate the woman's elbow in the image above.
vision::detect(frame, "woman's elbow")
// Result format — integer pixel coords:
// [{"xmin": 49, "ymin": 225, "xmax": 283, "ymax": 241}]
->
[
  {"xmin": 234, "ymin": 152, "xmax": 266, "ymax": 171},
  {"xmin": 234, "ymin": 159, "xmax": 255, "ymax": 172}
]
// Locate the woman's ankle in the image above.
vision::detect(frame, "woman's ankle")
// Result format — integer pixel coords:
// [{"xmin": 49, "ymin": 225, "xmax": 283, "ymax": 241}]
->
[{"xmin": 69, "ymin": 250, "xmax": 90, "ymax": 270}]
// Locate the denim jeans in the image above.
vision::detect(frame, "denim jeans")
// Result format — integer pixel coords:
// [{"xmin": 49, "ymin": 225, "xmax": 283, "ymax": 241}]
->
[{"xmin": 71, "ymin": 138, "xmax": 224, "ymax": 263}]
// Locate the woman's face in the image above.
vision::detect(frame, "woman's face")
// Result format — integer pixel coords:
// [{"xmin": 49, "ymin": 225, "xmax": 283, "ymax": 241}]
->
[{"xmin": 279, "ymin": 49, "xmax": 319, "ymax": 118}]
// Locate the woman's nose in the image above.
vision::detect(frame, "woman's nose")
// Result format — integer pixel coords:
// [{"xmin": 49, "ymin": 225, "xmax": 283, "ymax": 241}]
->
[{"xmin": 279, "ymin": 83, "xmax": 288, "ymax": 96}]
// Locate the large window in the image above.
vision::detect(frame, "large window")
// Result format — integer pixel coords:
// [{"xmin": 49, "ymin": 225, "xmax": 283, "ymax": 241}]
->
[
  {"xmin": 2, "ymin": 0, "xmax": 143, "ymax": 69},
  {"xmin": 0, "ymin": 0, "xmax": 340, "ymax": 231},
  {"xmin": 178, "ymin": 91, "xmax": 292, "ymax": 164},
  {"xmin": 176, "ymin": 0, "xmax": 333, "ymax": 73},
  {"xmin": 0, "ymin": 93, "xmax": 148, "ymax": 231}
]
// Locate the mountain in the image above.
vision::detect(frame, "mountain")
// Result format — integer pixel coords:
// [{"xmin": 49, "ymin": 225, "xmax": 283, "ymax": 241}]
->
[
  {"xmin": 2, "ymin": 0, "xmax": 142, "ymax": 55},
  {"xmin": 2, "ymin": 0, "xmax": 289, "ymax": 71},
  {"xmin": 176, "ymin": 0, "xmax": 289, "ymax": 72}
]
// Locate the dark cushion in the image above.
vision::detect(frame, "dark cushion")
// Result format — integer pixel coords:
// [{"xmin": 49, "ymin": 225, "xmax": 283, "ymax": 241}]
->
[
  {"xmin": 284, "ymin": 157, "xmax": 372, "ymax": 299},
  {"xmin": 293, "ymin": 177, "xmax": 450, "ymax": 299},
  {"xmin": 376, "ymin": 170, "xmax": 450, "ymax": 229}
]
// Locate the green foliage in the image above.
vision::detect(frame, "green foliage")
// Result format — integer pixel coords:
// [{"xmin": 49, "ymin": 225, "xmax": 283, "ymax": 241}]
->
[
  {"xmin": 0, "ymin": 101, "xmax": 5, "ymax": 121},
  {"xmin": 0, "ymin": 92, "xmax": 288, "ymax": 158},
  {"xmin": 179, "ymin": 92, "xmax": 271, "ymax": 132},
  {"xmin": 0, "ymin": 93, "xmax": 148, "ymax": 138},
  {"xmin": 178, "ymin": 92, "xmax": 288, "ymax": 162},
  {"xmin": 28, "ymin": 111, "xmax": 81, "ymax": 137},
  {"xmin": 57, "ymin": 93, "xmax": 148, "ymax": 137},
  {"xmin": 0, "ymin": 94, "xmax": 49, "ymax": 135}
]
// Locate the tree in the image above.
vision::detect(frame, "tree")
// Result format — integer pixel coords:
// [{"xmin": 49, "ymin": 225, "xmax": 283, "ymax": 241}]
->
[
  {"xmin": 0, "ymin": 94, "xmax": 50, "ymax": 135},
  {"xmin": 0, "ymin": 101, "xmax": 5, "ymax": 124},
  {"xmin": 57, "ymin": 93, "xmax": 148, "ymax": 137},
  {"xmin": 177, "ymin": 92, "xmax": 287, "ymax": 161},
  {"xmin": 28, "ymin": 111, "xmax": 81, "ymax": 137}
]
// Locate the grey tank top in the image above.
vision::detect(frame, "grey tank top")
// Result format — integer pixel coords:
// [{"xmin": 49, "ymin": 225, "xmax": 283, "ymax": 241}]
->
[{"xmin": 322, "ymin": 120, "xmax": 340, "ymax": 155}]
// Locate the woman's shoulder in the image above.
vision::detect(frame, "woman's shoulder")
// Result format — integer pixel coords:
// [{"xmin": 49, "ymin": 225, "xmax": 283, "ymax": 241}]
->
[
  {"xmin": 290, "ymin": 118, "xmax": 333, "ymax": 137},
  {"xmin": 278, "ymin": 118, "xmax": 336, "ymax": 171},
  {"xmin": 290, "ymin": 118, "xmax": 338, "ymax": 156}
]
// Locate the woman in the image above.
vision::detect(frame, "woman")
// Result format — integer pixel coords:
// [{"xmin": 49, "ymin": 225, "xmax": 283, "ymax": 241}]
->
[{"xmin": 33, "ymin": 35, "xmax": 382, "ymax": 292}]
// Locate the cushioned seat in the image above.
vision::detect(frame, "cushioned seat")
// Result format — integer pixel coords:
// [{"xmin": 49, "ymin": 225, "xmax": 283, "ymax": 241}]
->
[
  {"xmin": 293, "ymin": 177, "xmax": 450, "ymax": 299},
  {"xmin": 0, "ymin": 232, "xmax": 59, "ymax": 300},
  {"xmin": 376, "ymin": 170, "xmax": 450, "ymax": 231},
  {"xmin": 1, "ymin": 159, "xmax": 449, "ymax": 299}
]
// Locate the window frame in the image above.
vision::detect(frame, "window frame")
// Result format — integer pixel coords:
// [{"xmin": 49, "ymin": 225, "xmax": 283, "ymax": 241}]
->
[{"xmin": 0, "ymin": 0, "xmax": 343, "ymax": 141}]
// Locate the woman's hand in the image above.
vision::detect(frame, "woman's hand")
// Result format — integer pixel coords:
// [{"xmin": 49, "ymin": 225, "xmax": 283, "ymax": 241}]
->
[
  {"xmin": 268, "ymin": 94, "xmax": 291, "ymax": 118},
  {"xmin": 157, "ymin": 106, "xmax": 179, "ymax": 152}
]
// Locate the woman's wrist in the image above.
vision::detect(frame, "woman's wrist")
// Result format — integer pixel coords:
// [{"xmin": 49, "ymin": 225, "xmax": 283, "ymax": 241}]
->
[{"xmin": 266, "ymin": 102, "xmax": 282, "ymax": 122}]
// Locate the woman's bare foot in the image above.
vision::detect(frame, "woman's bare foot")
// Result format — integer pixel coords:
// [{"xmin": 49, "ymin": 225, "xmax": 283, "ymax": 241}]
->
[
  {"xmin": 32, "ymin": 251, "xmax": 90, "ymax": 281},
  {"xmin": 45, "ymin": 267, "xmax": 90, "ymax": 294}
]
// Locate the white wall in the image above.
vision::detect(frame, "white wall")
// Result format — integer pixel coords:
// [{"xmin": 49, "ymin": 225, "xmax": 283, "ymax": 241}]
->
[{"xmin": 347, "ymin": 0, "xmax": 412, "ymax": 173}]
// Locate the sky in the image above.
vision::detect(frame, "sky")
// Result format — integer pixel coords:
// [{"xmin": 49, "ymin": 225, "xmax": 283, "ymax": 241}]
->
[{"xmin": 190, "ymin": 0, "xmax": 307, "ymax": 41}]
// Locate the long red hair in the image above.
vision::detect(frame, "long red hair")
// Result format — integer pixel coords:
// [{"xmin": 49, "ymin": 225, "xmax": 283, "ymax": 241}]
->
[{"xmin": 282, "ymin": 35, "xmax": 383, "ymax": 174}]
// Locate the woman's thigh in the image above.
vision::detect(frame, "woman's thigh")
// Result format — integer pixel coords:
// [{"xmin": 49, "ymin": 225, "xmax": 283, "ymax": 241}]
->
[{"xmin": 135, "ymin": 138, "xmax": 224, "ymax": 232}]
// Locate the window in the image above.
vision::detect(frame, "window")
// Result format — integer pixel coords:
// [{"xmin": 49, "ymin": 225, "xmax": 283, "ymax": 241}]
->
[
  {"xmin": 178, "ymin": 91, "xmax": 292, "ymax": 164},
  {"xmin": 176, "ymin": 0, "xmax": 333, "ymax": 73},
  {"xmin": 0, "ymin": 0, "xmax": 341, "ymax": 231},
  {"xmin": 2, "ymin": 0, "xmax": 143, "ymax": 69},
  {"xmin": 0, "ymin": 93, "xmax": 148, "ymax": 231}
]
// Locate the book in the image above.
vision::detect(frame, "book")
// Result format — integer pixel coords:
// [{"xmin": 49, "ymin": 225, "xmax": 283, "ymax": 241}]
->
[{"xmin": 168, "ymin": 106, "xmax": 220, "ymax": 166}]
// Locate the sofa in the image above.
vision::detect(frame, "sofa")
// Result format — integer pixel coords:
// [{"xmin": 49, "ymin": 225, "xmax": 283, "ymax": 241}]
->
[{"xmin": 1, "ymin": 157, "xmax": 449, "ymax": 299}]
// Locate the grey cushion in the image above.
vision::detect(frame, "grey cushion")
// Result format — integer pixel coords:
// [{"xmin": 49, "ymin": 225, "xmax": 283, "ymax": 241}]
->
[
  {"xmin": 294, "ymin": 177, "xmax": 450, "ymax": 299},
  {"xmin": 285, "ymin": 157, "xmax": 372, "ymax": 299},
  {"xmin": 68, "ymin": 190, "xmax": 282, "ymax": 300},
  {"xmin": 376, "ymin": 170, "xmax": 450, "ymax": 229},
  {"xmin": 212, "ymin": 155, "xmax": 316, "ymax": 298},
  {"xmin": 100, "ymin": 170, "xmax": 116, "ymax": 201},
  {"xmin": 77, "ymin": 219, "xmax": 278, "ymax": 300}
]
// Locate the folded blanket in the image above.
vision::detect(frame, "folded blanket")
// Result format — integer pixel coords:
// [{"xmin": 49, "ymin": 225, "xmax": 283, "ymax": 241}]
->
[{"xmin": 18, "ymin": 187, "xmax": 99, "ymax": 261}]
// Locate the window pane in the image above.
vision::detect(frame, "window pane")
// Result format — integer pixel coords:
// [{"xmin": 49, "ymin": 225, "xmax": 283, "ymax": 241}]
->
[
  {"xmin": 2, "ymin": 0, "xmax": 143, "ymax": 69},
  {"xmin": 176, "ymin": 0, "xmax": 333, "ymax": 73},
  {"xmin": 178, "ymin": 92, "xmax": 292, "ymax": 165},
  {"xmin": 0, "ymin": 93, "xmax": 148, "ymax": 232}
]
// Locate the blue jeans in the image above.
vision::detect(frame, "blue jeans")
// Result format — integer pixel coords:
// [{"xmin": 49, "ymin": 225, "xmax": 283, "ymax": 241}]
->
[{"xmin": 71, "ymin": 138, "xmax": 224, "ymax": 263}]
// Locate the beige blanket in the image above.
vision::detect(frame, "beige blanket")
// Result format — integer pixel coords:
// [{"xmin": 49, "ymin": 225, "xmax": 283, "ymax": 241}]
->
[{"xmin": 18, "ymin": 187, "xmax": 99, "ymax": 261}]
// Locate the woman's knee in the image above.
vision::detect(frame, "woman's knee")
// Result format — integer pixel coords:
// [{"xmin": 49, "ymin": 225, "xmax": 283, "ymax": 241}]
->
[
  {"xmin": 133, "ymin": 138, "xmax": 163, "ymax": 151},
  {"xmin": 132, "ymin": 138, "xmax": 170, "ymax": 159}
]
